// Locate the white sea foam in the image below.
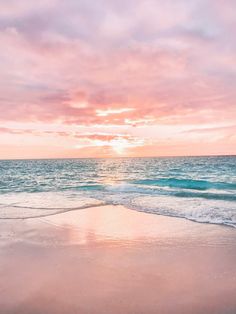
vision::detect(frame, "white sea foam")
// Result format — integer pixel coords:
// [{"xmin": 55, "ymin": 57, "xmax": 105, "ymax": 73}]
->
[
  {"xmin": 129, "ymin": 195, "xmax": 236, "ymax": 227},
  {"xmin": 0, "ymin": 192, "xmax": 105, "ymax": 219},
  {"xmin": 0, "ymin": 181, "xmax": 235, "ymax": 227}
]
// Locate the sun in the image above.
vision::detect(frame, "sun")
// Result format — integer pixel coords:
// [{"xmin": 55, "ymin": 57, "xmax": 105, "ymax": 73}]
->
[{"xmin": 110, "ymin": 138, "xmax": 132, "ymax": 155}]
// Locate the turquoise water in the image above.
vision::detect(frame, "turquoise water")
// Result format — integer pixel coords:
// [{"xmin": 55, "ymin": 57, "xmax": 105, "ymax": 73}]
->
[{"xmin": 0, "ymin": 156, "xmax": 235, "ymax": 226}]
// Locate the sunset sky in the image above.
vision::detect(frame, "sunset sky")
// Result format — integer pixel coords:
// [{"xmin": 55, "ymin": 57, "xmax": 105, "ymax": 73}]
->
[{"xmin": 0, "ymin": 0, "xmax": 236, "ymax": 158}]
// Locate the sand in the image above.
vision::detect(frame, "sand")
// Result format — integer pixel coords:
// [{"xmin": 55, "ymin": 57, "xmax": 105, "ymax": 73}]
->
[{"xmin": 0, "ymin": 205, "xmax": 236, "ymax": 314}]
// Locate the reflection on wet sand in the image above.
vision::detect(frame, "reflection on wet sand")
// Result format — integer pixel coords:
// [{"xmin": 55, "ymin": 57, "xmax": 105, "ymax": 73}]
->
[
  {"xmin": 37, "ymin": 205, "xmax": 236, "ymax": 247},
  {"xmin": 0, "ymin": 206, "xmax": 236, "ymax": 314}
]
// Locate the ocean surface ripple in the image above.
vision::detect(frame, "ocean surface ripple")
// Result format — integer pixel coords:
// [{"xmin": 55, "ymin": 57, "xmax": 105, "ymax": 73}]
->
[{"xmin": 0, "ymin": 156, "xmax": 235, "ymax": 227}]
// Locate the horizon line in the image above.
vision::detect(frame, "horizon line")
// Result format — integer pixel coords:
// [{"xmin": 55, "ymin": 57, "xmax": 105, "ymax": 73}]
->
[{"xmin": 0, "ymin": 154, "xmax": 235, "ymax": 161}]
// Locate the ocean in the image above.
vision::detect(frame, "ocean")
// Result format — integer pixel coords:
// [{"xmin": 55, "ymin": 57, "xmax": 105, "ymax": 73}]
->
[{"xmin": 0, "ymin": 156, "xmax": 235, "ymax": 227}]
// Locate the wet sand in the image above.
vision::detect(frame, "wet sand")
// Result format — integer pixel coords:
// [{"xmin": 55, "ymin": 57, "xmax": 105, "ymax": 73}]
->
[{"xmin": 0, "ymin": 205, "xmax": 236, "ymax": 314}]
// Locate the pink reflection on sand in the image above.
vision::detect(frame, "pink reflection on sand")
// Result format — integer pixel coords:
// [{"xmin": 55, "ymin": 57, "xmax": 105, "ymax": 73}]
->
[
  {"xmin": 38, "ymin": 205, "xmax": 236, "ymax": 247},
  {"xmin": 0, "ymin": 206, "xmax": 236, "ymax": 314}
]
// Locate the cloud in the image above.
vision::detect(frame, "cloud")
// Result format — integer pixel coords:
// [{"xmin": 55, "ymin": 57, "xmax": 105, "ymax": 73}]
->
[
  {"xmin": 73, "ymin": 133, "xmax": 146, "ymax": 155},
  {"xmin": 0, "ymin": 0, "xmax": 235, "ymax": 157}
]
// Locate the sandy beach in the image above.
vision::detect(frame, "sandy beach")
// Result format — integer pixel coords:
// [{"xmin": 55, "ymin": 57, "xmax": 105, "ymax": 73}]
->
[{"xmin": 0, "ymin": 205, "xmax": 236, "ymax": 314}]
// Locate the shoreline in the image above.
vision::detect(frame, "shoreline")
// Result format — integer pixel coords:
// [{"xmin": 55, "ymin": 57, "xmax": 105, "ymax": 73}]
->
[
  {"xmin": 1, "ymin": 205, "xmax": 236, "ymax": 313},
  {"xmin": 1, "ymin": 203, "xmax": 235, "ymax": 230}
]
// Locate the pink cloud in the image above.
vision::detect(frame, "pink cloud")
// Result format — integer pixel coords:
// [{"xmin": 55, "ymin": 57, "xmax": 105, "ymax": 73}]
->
[{"xmin": 0, "ymin": 0, "xmax": 235, "ymax": 157}]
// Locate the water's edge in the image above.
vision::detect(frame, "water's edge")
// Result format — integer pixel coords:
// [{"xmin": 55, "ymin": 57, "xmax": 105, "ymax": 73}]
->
[{"xmin": 0, "ymin": 157, "xmax": 235, "ymax": 227}]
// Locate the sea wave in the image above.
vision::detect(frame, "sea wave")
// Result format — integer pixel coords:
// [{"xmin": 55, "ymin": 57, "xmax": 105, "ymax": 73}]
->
[
  {"xmin": 0, "ymin": 156, "xmax": 235, "ymax": 227},
  {"xmin": 129, "ymin": 195, "xmax": 236, "ymax": 228},
  {"xmin": 105, "ymin": 183, "xmax": 236, "ymax": 202},
  {"xmin": 0, "ymin": 192, "xmax": 105, "ymax": 219},
  {"xmin": 0, "ymin": 190, "xmax": 235, "ymax": 227},
  {"xmin": 133, "ymin": 178, "xmax": 236, "ymax": 191}
]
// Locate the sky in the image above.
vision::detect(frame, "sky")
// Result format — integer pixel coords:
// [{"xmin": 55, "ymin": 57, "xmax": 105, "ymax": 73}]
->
[{"xmin": 0, "ymin": 0, "xmax": 236, "ymax": 158}]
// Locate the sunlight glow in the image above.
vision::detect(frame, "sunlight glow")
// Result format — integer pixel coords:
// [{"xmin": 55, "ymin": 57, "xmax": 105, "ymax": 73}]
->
[{"xmin": 96, "ymin": 108, "xmax": 134, "ymax": 117}]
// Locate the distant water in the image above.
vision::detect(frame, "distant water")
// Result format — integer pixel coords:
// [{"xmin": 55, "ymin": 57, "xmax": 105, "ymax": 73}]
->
[{"xmin": 0, "ymin": 156, "xmax": 235, "ymax": 227}]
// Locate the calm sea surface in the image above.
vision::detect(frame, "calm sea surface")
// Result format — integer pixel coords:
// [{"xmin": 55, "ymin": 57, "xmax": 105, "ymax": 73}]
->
[{"xmin": 0, "ymin": 156, "xmax": 235, "ymax": 226}]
